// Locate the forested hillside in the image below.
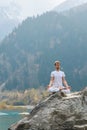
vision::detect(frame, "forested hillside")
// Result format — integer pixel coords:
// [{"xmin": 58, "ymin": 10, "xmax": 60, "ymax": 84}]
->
[{"xmin": 0, "ymin": 4, "xmax": 87, "ymax": 91}]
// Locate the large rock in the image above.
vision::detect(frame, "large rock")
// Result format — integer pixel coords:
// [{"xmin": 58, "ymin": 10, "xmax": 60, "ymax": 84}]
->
[{"xmin": 8, "ymin": 87, "xmax": 87, "ymax": 130}]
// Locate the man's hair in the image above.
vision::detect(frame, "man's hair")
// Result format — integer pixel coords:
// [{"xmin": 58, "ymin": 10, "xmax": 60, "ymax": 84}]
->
[{"xmin": 54, "ymin": 60, "xmax": 60, "ymax": 66}]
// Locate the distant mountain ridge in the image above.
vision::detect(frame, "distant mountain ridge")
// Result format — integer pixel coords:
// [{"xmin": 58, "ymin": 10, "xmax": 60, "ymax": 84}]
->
[
  {"xmin": 0, "ymin": 3, "xmax": 87, "ymax": 91},
  {"xmin": 54, "ymin": 0, "xmax": 87, "ymax": 12},
  {"xmin": 0, "ymin": 2, "xmax": 21, "ymax": 41}
]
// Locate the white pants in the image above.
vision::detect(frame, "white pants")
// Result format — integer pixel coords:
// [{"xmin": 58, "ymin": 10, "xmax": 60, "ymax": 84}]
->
[{"xmin": 48, "ymin": 87, "xmax": 70, "ymax": 94}]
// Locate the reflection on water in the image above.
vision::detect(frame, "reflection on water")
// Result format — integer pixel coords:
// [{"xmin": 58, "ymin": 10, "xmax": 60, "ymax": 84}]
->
[{"xmin": 0, "ymin": 110, "xmax": 29, "ymax": 130}]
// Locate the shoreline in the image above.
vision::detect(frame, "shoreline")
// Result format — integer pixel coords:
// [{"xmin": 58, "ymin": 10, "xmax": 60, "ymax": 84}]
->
[
  {"xmin": 12, "ymin": 105, "xmax": 35, "ymax": 109},
  {"xmin": 0, "ymin": 104, "xmax": 35, "ymax": 110}
]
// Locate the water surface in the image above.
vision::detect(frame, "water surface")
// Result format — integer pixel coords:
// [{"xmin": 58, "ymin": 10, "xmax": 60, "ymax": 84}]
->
[{"xmin": 0, "ymin": 109, "xmax": 29, "ymax": 130}]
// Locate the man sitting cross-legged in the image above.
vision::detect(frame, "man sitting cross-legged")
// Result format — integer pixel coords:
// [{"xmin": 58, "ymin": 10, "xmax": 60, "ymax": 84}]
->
[{"xmin": 47, "ymin": 61, "xmax": 71, "ymax": 95}]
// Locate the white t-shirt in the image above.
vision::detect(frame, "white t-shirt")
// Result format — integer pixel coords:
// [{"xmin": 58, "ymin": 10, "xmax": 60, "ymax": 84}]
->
[{"xmin": 51, "ymin": 70, "xmax": 65, "ymax": 88}]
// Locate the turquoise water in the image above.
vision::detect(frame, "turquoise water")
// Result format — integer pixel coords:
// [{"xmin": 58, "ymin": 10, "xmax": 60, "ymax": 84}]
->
[{"xmin": 0, "ymin": 110, "xmax": 29, "ymax": 130}]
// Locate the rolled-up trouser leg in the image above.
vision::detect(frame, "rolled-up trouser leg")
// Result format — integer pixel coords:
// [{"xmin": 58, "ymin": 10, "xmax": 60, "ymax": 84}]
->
[{"xmin": 61, "ymin": 89, "xmax": 70, "ymax": 94}]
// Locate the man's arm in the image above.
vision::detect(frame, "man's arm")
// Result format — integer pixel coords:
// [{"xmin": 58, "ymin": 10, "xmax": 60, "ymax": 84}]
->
[
  {"xmin": 62, "ymin": 77, "xmax": 70, "ymax": 88},
  {"xmin": 48, "ymin": 77, "xmax": 54, "ymax": 87}
]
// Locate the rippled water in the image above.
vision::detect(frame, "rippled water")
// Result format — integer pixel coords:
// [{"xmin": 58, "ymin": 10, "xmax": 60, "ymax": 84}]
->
[{"xmin": 0, "ymin": 110, "xmax": 29, "ymax": 130}]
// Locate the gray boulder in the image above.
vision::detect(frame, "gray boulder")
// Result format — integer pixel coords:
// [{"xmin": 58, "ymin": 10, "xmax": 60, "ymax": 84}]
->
[{"xmin": 8, "ymin": 87, "xmax": 87, "ymax": 130}]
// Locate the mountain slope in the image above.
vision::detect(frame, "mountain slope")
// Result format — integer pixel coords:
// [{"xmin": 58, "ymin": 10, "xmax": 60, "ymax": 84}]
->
[
  {"xmin": 0, "ymin": 3, "xmax": 21, "ymax": 41},
  {"xmin": 0, "ymin": 4, "xmax": 87, "ymax": 91},
  {"xmin": 54, "ymin": 0, "xmax": 87, "ymax": 12}
]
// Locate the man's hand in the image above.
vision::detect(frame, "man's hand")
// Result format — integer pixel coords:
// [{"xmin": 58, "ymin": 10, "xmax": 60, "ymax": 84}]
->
[
  {"xmin": 59, "ymin": 86, "xmax": 71, "ymax": 90},
  {"xmin": 66, "ymin": 86, "xmax": 71, "ymax": 90},
  {"xmin": 47, "ymin": 85, "xmax": 51, "ymax": 89},
  {"xmin": 59, "ymin": 87, "xmax": 63, "ymax": 90}
]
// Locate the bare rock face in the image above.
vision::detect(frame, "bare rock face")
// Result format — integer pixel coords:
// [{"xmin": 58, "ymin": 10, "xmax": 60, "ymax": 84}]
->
[{"xmin": 8, "ymin": 87, "xmax": 87, "ymax": 130}]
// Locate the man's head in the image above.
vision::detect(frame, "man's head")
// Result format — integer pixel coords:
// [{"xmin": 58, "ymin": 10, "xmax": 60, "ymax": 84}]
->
[{"xmin": 54, "ymin": 60, "xmax": 60, "ymax": 70}]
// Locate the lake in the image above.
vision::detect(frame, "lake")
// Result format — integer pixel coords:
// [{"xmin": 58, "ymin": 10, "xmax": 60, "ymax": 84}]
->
[{"xmin": 0, "ymin": 109, "xmax": 30, "ymax": 130}]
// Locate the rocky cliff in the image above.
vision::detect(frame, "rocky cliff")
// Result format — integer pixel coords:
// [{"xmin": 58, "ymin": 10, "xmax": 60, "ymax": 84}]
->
[{"xmin": 8, "ymin": 87, "xmax": 87, "ymax": 130}]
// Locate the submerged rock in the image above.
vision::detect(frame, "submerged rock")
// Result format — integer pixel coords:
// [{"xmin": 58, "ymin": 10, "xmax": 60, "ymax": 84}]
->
[{"xmin": 8, "ymin": 87, "xmax": 87, "ymax": 130}]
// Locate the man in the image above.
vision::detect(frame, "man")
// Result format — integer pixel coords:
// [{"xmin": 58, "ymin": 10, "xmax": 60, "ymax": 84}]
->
[{"xmin": 48, "ymin": 61, "xmax": 71, "ymax": 94}]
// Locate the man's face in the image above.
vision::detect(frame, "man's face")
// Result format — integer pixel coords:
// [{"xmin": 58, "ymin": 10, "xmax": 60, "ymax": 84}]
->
[{"xmin": 55, "ymin": 62, "xmax": 60, "ymax": 70}]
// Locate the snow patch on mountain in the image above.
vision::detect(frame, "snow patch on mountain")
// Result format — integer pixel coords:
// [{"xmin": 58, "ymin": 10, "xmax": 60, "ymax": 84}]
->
[{"xmin": 54, "ymin": 0, "xmax": 87, "ymax": 12}]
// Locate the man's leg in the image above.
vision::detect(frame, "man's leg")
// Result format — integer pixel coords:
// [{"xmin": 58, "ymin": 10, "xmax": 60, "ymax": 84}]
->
[
  {"xmin": 61, "ymin": 89, "xmax": 70, "ymax": 94},
  {"xmin": 48, "ymin": 87, "xmax": 59, "ymax": 93}
]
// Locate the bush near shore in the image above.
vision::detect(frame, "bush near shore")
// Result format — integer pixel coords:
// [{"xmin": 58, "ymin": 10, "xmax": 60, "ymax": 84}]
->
[{"xmin": 0, "ymin": 88, "xmax": 48, "ymax": 109}]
